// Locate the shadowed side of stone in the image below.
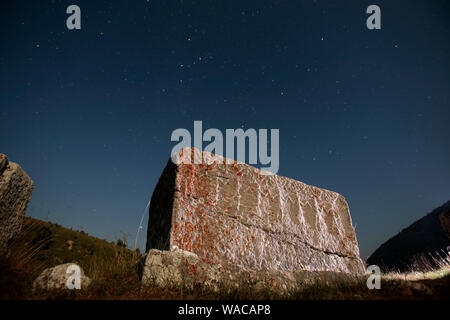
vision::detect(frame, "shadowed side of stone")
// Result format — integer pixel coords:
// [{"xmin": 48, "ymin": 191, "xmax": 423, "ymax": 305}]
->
[
  {"xmin": 0, "ymin": 154, "xmax": 34, "ymax": 252},
  {"xmin": 145, "ymin": 148, "xmax": 365, "ymax": 275},
  {"xmin": 146, "ymin": 159, "xmax": 178, "ymax": 251}
]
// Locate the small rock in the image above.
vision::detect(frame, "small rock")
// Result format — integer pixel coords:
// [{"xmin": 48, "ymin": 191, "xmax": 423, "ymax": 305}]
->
[{"xmin": 33, "ymin": 263, "xmax": 91, "ymax": 291}]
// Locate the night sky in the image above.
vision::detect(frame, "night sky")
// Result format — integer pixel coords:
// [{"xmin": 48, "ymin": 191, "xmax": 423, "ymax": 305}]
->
[{"xmin": 1, "ymin": 1, "xmax": 449, "ymax": 259}]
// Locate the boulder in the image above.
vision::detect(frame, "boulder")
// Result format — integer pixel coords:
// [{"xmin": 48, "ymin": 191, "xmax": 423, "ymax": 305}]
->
[
  {"xmin": 33, "ymin": 263, "xmax": 91, "ymax": 291},
  {"xmin": 145, "ymin": 148, "xmax": 365, "ymax": 276},
  {"xmin": 0, "ymin": 154, "xmax": 34, "ymax": 252},
  {"xmin": 141, "ymin": 249, "xmax": 357, "ymax": 295}
]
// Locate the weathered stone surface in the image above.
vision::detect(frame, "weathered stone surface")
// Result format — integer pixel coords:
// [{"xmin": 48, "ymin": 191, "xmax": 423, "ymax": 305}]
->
[
  {"xmin": 146, "ymin": 148, "xmax": 365, "ymax": 275},
  {"xmin": 0, "ymin": 154, "xmax": 34, "ymax": 252},
  {"xmin": 141, "ymin": 249, "xmax": 357, "ymax": 295},
  {"xmin": 33, "ymin": 263, "xmax": 91, "ymax": 291}
]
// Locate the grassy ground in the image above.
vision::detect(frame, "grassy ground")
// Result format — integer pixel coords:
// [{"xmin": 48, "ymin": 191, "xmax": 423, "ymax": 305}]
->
[{"xmin": 0, "ymin": 217, "xmax": 448, "ymax": 300}]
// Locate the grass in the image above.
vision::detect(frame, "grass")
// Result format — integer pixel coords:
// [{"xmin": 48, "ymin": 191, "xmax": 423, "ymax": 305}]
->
[
  {"xmin": 0, "ymin": 217, "xmax": 448, "ymax": 300},
  {"xmin": 0, "ymin": 217, "xmax": 141, "ymax": 299},
  {"xmin": 381, "ymin": 248, "xmax": 450, "ymax": 283}
]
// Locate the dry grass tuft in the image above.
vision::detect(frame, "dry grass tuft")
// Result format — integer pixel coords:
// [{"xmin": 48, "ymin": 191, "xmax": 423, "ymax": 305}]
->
[{"xmin": 383, "ymin": 247, "xmax": 450, "ymax": 282}]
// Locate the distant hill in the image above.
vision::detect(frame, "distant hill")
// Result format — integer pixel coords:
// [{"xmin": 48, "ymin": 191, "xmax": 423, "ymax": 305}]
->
[{"xmin": 367, "ymin": 201, "xmax": 450, "ymax": 272}]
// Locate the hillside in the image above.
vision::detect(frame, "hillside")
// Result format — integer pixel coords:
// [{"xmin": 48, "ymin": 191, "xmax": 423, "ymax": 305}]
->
[
  {"xmin": 367, "ymin": 201, "xmax": 450, "ymax": 272},
  {"xmin": 13, "ymin": 217, "xmax": 138, "ymax": 267},
  {"xmin": 0, "ymin": 217, "xmax": 140, "ymax": 299}
]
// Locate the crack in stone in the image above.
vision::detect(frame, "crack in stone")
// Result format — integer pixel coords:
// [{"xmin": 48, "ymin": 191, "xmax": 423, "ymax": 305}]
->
[{"xmin": 214, "ymin": 211, "xmax": 358, "ymax": 260}]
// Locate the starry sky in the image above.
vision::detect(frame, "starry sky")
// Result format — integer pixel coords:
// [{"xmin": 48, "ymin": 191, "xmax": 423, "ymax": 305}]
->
[{"xmin": 1, "ymin": 0, "xmax": 449, "ymax": 259}]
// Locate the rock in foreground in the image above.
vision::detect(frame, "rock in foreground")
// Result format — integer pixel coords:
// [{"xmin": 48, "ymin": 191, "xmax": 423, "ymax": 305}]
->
[
  {"xmin": 146, "ymin": 148, "xmax": 364, "ymax": 275},
  {"xmin": 33, "ymin": 263, "xmax": 91, "ymax": 291},
  {"xmin": 0, "ymin": 154, "xmax": 33, "ymax": 252}
]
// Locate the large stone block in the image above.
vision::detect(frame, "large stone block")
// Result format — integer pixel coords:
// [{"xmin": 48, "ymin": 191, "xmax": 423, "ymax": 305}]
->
[
  {"xmin": 146, "ymin": 148, "xmax": 365, "ymax": 275},
  {"xmin": 0, "ymin": 154, "xmax": 34, "ymax": 252}
]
